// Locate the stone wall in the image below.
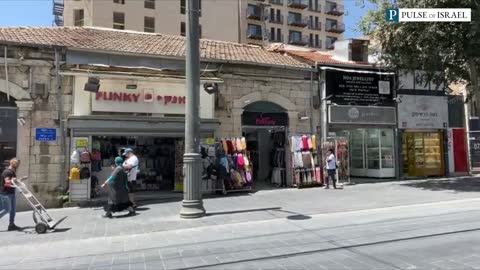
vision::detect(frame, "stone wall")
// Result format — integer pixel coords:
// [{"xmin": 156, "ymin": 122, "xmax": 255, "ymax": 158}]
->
[{"xmin": 0, "ymin": 47, "xmax": 72, "ymax": 209}]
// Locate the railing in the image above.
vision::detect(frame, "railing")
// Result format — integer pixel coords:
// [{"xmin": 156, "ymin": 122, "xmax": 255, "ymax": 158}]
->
[
  {"xmin": 325, "ymin": 22, "xmax": 345, "ymax": 33},
  {"xmin": 287, "ymin": 0, "xmax": 308, "ymax": 9},
  {"xmin": 288, "ymin": 15, "xmax": 309, "ymax": 27},
  {"xmin": 288, "ymin": 35, "xmax": 309, "ymax": 45},
  {"xmin": 308, "ymin": 4, "xmax": 321, "ymax": 13},
  {"xmin": 269, "ymin": 33, "xmax": 284, "ymax": 42},
  {"xmin": 269, "ymin": 0, "xmax": 284, "ymax": 5},
  {"xmin": 247, "ymin": 29, "xmax": 264, "ymax": 40},
  {"xmin": 325, "ymin": 2, "xmax": 344, "ymax": 15},
  {"xmin": 269, "ymin": 15, "xmax": 284, "ymax": 24},
  {"xmin": 247, "ymin": 6, "xmax": 263, "ymax": 20},
  {"xmin": 308, "ymin": 21, "xmax": 321, "ymax": 30}
]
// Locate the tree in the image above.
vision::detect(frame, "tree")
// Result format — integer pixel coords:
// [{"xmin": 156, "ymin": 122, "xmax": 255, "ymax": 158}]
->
[{"xmin": 358, "ymin": 0, "xmax": 480, "ymax": 104}]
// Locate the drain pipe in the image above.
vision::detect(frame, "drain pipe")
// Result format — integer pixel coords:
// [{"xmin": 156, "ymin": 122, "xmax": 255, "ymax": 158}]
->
[
  {"xmin": 4, "ymin": 46, "xmax": 9, "ymax": 101},
  {"xmin": 54, "ymin": 48, "xmax": 66, "ymax": 190}
]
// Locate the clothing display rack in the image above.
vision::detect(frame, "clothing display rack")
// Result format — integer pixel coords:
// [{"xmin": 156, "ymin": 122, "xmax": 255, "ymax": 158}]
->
[
  {"xmin": 217, "ymin": 137, "xmax": 253, "ymax": 193},
  {"xmin": 291, "ymin": 134, "xmax": 322, "ymax": 188},
  {"xmin": 200, "ymin": 142, "xmax": 227, "ymax": 194}
]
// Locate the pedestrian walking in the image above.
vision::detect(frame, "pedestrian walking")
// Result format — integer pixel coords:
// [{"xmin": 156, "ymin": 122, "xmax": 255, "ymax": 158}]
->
[
  {"xmin": 123, "ymin": 148, "xmax": 139, "ymax": 208},
  {"xmin": 0, "ymin": 158, "xmax": 22, "ymax": 231},
  {"xmin": 101, "ymin": 156, "xmax": 134, "ymax": 218},
  {"xmin": 325, "ymin": 149, "xmax": 337, "ymax": 189}
]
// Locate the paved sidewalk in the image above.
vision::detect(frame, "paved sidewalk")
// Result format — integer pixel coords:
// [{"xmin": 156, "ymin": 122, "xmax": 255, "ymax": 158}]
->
[{"xmin": 1, "ymin": 176, "xmax": 480, "ymax": 269}]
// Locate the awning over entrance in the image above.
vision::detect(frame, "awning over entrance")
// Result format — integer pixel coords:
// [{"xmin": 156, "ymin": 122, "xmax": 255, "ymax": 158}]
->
[{"xmin": 67, "ymin": 115, "xmax": 219, "ymax": 137}]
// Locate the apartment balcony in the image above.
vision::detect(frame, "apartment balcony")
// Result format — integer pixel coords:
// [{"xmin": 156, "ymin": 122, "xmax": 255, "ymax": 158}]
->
[
  {"xmin": 247, "ymin": 6, "xmax": 265, "ymax": 20},
  {"xmin": 288, "ymin": 35, "xmax": 309, "ymax": 46},
  {"xmin": 269, "ymin": 15, "xmax": 284, "ymax": 24},
  {"xmin": 308, "ymin": 22, "xmax": 322, "ymax": 31},
  {"xmin": 288, "ymin": 15, "xmax": 309, "ymax": 27},
  {"xmin": 53, "ymin": 0, "xmax": 64, "ymax": 16},
  {"xmin": 269, "ymin": 0, "xmax": 284, "ymax": 5},
  {"xmin": 287, "ymin": 0, "xmax": 308, "ymax": 9},
  {"xmin": 325, "ymin": 22, "xmax": 345, "ymax": 33},
  {"xmin": 325, "ymin": 2, "xmax": 344, "ymax": 16},
  {"xmin": 247, "ymin": 30, "xmax": 264, "ymax": 40},
  {"xmin": 310, "ymin": 41, "xmax": 322, "ymax": 49},
  {"xmin": 326, "ymin": 40, "xmax": 336, "ymax": 50},
  {"xmin": 308, "ymin": 5, "xmax": 321, "ymax": 13}
]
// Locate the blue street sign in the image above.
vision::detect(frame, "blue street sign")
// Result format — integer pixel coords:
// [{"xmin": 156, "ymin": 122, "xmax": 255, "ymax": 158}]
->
[{"xmin": 35, "ymin": 128, "xmax": 57, "ymax": 142}]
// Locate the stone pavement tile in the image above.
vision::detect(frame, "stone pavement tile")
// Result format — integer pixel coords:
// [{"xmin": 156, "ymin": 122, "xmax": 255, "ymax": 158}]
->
[
  {"xmin": 182, "ymin": 257, "xmax": 206, "ymax": 268},
  {"xmin": 216, "ymin": 253, "xmax": 237, "ymax": 264},
  {"xmin": 91, "ymin": 255, "xmax": 114, "ymax": 268},
  {"xmin": 251, "ymin": 249, "xmax": 273, "ymax": 258},
  {"xmin": 71, "ymin": 256, "xmax": 94, "ymax": 270},
  {"xmin": 129, "ymin": 262, "xmax": 146, "ymax": 270},
  {"xmin": 275, "ymin": 257, "xmax": 308, "ymax": 270},
  {"xmin": 129, "ymin": 252, "xmax": 146, "ymax": 264},
  {"xmin": 231, "ymin": 251, "xmax": 256, "ymax": 261},
  {"xmin": 457, "ymin": 255, "xmax": 480, "ymax": 269},
  {"xmin": 255, "ymin": 260, "xmax": 287, "ymax": 270},
  {"xmin": 200, "ymin": 255, "xmax": 221, "ymax": 266},
  {"xmin": 163, "ymin": 258, "xmax": 187, "ymax": 270},
  {"xmin": 431, "ymin": 259, "xmax": 477, "ymax": 269}
]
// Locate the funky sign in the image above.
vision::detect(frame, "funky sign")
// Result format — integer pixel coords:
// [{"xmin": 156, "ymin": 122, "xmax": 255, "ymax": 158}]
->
[{"xmin": 95, "ymin": 91, "xmax": 186, "ymax": 105}]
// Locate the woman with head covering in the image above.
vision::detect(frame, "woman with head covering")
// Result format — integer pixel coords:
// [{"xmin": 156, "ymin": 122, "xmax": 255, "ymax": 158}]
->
[{"xmin": 101, "ymin": 156, "xmax": 134, "ymax": 218}]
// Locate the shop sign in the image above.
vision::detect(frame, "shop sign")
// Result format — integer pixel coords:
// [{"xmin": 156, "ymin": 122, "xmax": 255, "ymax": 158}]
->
[
  {"xmin": 242, "ymin": 112, "xmax": 288, "ymax": 126},
  {"xmin": 325, "ymin": 69, "xmax": 394, "ymax": 106},
  {"xmin": 397, "ymin": 95, "xmax": 448, "ymax": 129},
  {"xmin": 328, "ymin": 105, "xmax": 396, "ymax": 125},
  {"xmin": 79, "ymin": 77, "xmax": 214, "ymax": 117},
  {"xmin": 469, "ymin": 132, "xmax": 480, "ymax": 169},
  {"xmin": 398, "ymin": 70, "xmax": 445, "ymax": 91},
  {"xmin": 35, "ymin": 128, "xmax": 57, "ymax": 142}
]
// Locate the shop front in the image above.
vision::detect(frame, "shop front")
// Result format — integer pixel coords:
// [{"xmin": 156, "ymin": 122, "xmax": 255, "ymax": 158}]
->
[
  {"xmin": 329, "ymin": 106, "xmax": 397, "ymax": 178},
  {"xmin": 398, "ymin": 95, "xmax": 448, "ymax": 177},
  {"xmin": 323, "ymin": 67, "xmax": 397, "ymax": 179},
  {"xmin": 67, "ymin": 75, "xmax": 218, "ymax": 201}
]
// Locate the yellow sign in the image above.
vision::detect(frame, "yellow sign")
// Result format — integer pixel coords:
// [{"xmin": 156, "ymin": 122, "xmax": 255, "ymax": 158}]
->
[
  {"xmin": 75, "ymin": 139, "xmax": 88, "ymax": 148},
  {"xmin": 205, "ymin": 138, "xmax": 215, "ymax": 145}
]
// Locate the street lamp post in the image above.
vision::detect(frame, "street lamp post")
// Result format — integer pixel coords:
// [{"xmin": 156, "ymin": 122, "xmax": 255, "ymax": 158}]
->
[{"xmin": 180, "ymin": 0, "xmax": 206, "ymax": 219}]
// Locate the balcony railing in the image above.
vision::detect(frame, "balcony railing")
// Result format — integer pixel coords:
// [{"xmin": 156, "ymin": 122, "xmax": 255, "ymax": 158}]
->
[
  {"xmin": 247, "ymin": 6, "xmax": 264, "ymax": 20},
  {"xmin": 325, "ymin": 2, "xmax": 344, "ymax": 16},
  {"xmin": 269, "ymin": 15, "xmax": 284, "ymax": 24},
  {"xmin": 247, "ymin": 29, "xmax": 264, "ymax": 40},
  {"xmin": 308, "ymin": 5, "xmax": 321, "ymax": 13},
  {"xmin": 310, "ymin": 41, "xmax": 322, "ymax": 49},
  {"xmin": 269, "ymin": 0, "xmax": 284, "ymax": 5},
  {"xmin": 288, "ymin": 15, "xmax": 309, "ymax": 27},
  {"xmin": 326, "ymin": 39, "xmax": 336, "ymax": 50},
  {"xmin": 325, "ymin": 22, "xmax": 345, "ymax": 33},
  {"xmin": 308, "ymin": 22, "xmax": 321, "ymax": 30},
  {"xmin": 287, "ymin": 0, "xmax": 308, "ymax": 9},
  {"xmin": 288, "ymin": 35, "xmax": 309, "ymax": 46}
]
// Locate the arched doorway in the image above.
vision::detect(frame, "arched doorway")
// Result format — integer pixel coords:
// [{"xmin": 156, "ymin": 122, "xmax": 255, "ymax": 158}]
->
[
  {"xmin": 242, "ymin": 101, "xmax": 288, "ymax": 189},
  {"xmin": 0, "ymin": 92, "xmax": 17, "ymax": 172}
]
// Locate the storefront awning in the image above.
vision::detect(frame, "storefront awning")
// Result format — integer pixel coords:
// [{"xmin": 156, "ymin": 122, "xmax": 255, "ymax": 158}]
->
[{"xmin": 67, "ymin": 115, "xmax": 219, "ymax": 137}]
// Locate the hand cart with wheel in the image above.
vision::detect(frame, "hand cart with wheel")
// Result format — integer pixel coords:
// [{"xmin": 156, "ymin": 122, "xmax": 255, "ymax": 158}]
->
[{"xmin": 12, "ymin": 177, "xmax": 67, "ymax": 234}]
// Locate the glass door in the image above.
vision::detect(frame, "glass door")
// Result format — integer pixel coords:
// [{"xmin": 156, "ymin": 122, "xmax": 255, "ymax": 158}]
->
[
  {"xmin": 350, "ymin": 129, "xmax": 366, "ymax": 177},
  {"xmin": 366, "ymin": 129, "xmax": 380, "ymax": 170}
]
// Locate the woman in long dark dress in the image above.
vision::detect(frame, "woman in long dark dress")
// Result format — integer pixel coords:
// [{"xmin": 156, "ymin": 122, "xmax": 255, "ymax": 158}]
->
[{"xmin": 101, "ymin": 157, "xmax": 134, "ymax": 218}]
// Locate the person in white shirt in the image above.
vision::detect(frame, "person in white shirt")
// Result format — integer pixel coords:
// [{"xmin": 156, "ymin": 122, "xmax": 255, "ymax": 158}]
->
[
  {"xmin": 123, "ymin": 148, "xmax": 139, "ymax": 207},
  {"xmin": 325, "ymin": 149, "xmax": 337, "ymax": 189}
]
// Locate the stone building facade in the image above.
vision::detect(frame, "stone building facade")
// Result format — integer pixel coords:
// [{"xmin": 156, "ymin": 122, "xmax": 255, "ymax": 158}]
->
[
  {"xmin": 0, "ymin": 27, "xmax": 317, "ymax": 207},
  {"xmin": 0, "ymin": 47, "xmax": 72, "ymax": 209}
]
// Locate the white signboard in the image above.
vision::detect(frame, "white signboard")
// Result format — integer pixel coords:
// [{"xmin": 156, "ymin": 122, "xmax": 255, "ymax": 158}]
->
[
  {"xmin": 397, "ymin": 95, "xmax": 448, "ymax": 129},
  {"xmin": 74, "ymin": 76, "xmax": 215, "ymax": 119}
]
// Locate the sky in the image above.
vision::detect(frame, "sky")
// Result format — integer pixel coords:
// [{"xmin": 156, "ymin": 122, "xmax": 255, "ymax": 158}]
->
[{"xmin": 0, "ymin": 0, "xmax": 372, "ymax": 38}]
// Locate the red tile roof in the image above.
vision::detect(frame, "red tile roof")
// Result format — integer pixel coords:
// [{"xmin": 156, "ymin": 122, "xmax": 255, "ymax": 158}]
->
[
  {"xmin": 280, "ymin": 50, "xmax": 375, "ymax": 67},
  {"xmin": 0, "ymin": 27, "xmax": 311, "ymax": 69}
]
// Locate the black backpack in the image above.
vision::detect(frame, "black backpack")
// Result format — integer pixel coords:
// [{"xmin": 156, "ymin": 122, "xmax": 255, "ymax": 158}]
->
[{"xmin": 80, "ymin": 167, "xmax": 91, "ymax": 179}]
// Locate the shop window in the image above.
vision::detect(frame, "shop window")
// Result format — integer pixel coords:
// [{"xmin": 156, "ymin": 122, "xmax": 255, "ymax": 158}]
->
[
  {"xmin": 144, "ymin": 16, "xmax": 155, "ymax": 32},
  {"xmin": 74, "ymin": 9, "xmax": 84, "ymax": 26},
  {"xmin": 145, "ymin": 0, "xmax": 155, "ymax": 9},
  {"xmin": 113, "ymin": 12, "xmax": 125, "ymax": 30}
]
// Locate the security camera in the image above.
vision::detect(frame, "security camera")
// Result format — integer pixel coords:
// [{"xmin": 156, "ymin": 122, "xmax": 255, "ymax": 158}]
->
[{"xmin": 203, "ymin": 83, "xmax": 219, "ymax": 95}]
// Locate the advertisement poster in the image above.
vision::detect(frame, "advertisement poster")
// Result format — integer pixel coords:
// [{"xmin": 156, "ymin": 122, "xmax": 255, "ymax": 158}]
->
[
  {"xmin": 397, "ymin": 95, "xmax": 448, "ymax": 129},
  {"xmin": 469, "ymin": 132, "xmax": 480, "ymax": 170},
  {"xmin": 325, "ymin": 69, "xmax": 395, "ymax": 106}
]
